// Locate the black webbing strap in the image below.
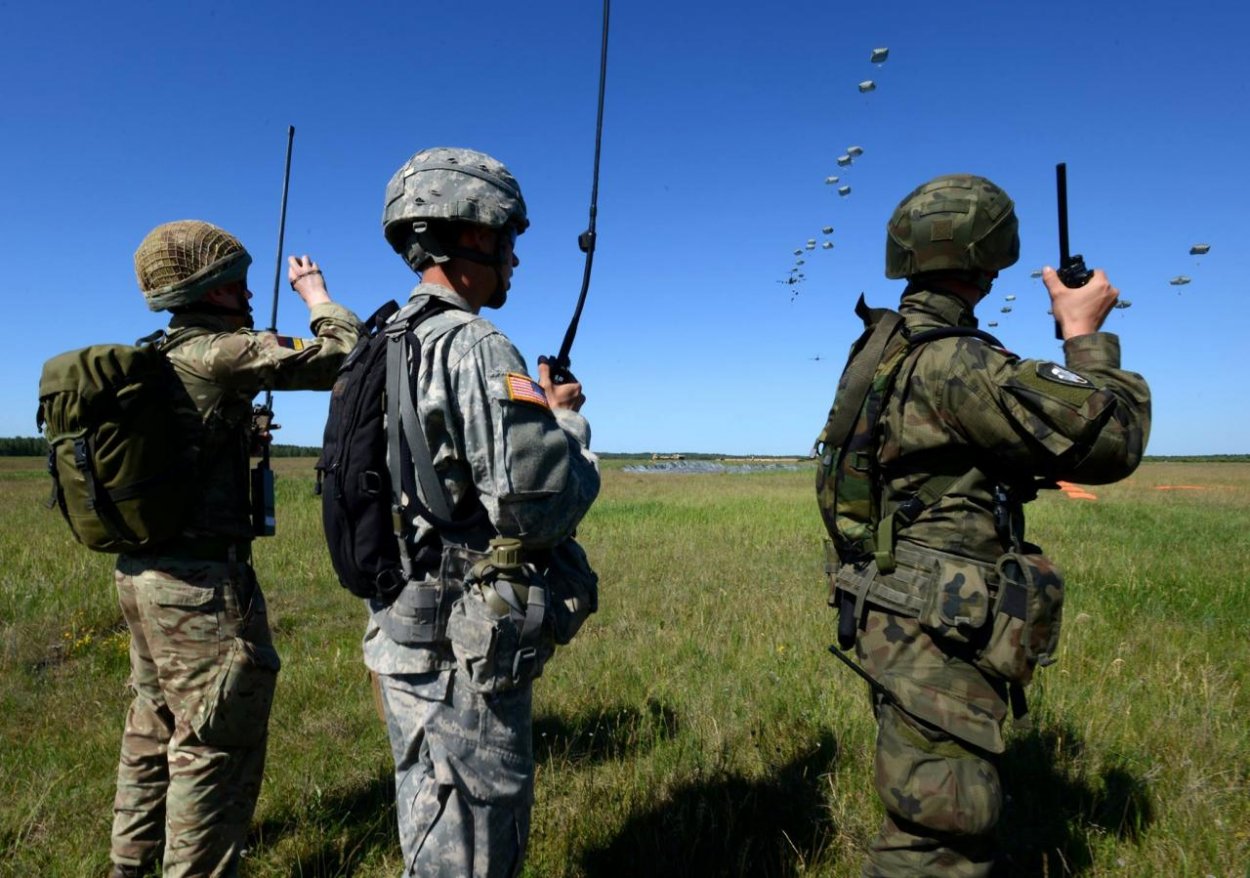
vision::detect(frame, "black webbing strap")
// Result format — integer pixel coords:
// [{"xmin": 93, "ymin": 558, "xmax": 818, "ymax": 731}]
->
[{"xmin": 72, "ymin": 436, "xmax": 137, "ymax": 544}]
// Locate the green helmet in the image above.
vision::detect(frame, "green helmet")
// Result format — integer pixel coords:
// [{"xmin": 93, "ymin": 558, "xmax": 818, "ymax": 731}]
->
[
  {"xmin": 885, "ymin": 174, "xmax": 1019, "ymax": 279},
  {"xmin": 382, "ymin": 147, "xmax": 528, "ymax": 270},
  {"xmin": 134, "ymin": 220, "xmax": 252, "ymax": 312}
]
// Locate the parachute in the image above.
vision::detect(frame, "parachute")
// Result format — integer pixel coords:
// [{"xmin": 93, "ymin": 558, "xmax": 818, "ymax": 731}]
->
[
  {"xmin": 838, "ymin": 185, "xmax": 851, "ymax": 196},
  {"xmin": 825, "ymin": 176, "xmax": 839, "ymax": 184},
  {"xmin": 1190, "ymin": 244, "xmax": 1210, "ymax": 255},
  {"xmin": 1170, "ymin": 276, "xmax": 1191, "ymax": 286},
  {"xmin": 858, "ymin": 80, "xmax": 876, "ymax": 93},
  {"xmin": 836, "ymin": 154, "xmax": 853, "ymax": 167},
  {"xmin": 1113, "ymin": 299, "xmax": 1132, "ymax": 310},
  {"xmin": 987, "ymin": 321, "xmax": 999, "ymax": 327},
  {"xmin": 822, "ymin": 241, "xmax": 834, "ymax": 250},
  {"xmin": 1004, "ymin": 295, "xmax": 1016, "ymax": 301},
  {"xmin": 822, "ymin": 226, "xmax": 833, "ymax": 234},
  {"xmin": 1001, "ymin": 306, "xmax": 1012, "ymax": 313},
  {"xmin": 847, "ymin": 145, "xmax": 864, "ymax": 157},
  {"xmin": 870, "ymin": 47, "xmax": 889, "ymax": 64},
  {"xmin": 1030, "ymin": 270, "xmax": 1042, "ymax": 278}
]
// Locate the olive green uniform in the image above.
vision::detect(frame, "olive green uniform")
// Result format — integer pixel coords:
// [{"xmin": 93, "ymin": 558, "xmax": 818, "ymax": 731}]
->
[
  {"xmin": 851, "ymin": 288, "xmax": 1150, "ymax": 876},
  {"xmin": 110, "ymin": 305, "xmax": 361, "ymax": 877}
]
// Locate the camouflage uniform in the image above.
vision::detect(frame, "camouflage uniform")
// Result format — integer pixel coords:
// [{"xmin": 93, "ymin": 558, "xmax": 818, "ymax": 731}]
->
[
  {"xmin": 366, "ymin": 282, "xmax": 600, "ymax": 877},
  {"xmin": 853, "ymin": 288, "xmax": 1149, "ymax": 875},
  {"xmin": 112, "ymin": 230, "xmax": 362, "ymax": 878},
  {"xmin": 820, "ymin": 177, "xmax": 1151, "ymax": 876}
]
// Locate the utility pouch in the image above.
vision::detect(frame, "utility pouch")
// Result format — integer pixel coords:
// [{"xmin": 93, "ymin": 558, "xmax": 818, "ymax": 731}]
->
[
  {"xmin": 445, "ymin": 589, "xmax": 548, "ymax": 694},
  {"xmin": 193, "ymin": 637, "xmax": 280, "ymax": 747},
  {"xmin": 977, "ymin": 552, "xmax": 1064, "ymax": 685},
  {"xmin": 377, "ymin": 579, "xmax": 455, "ymax": 646},
  {"xmin": 918, "ymin": 555, "xmax": 992, "ymax": 645},
  {"xmin": 542, "ymin": 538, "xmax": 598, "ymax": 645}
]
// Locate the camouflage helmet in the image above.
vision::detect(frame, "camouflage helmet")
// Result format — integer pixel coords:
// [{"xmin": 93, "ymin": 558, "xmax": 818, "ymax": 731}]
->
[
  {"xmin": 382, "ymin": 147, "xmax": 528, "ymax": 267},
  {"xmin": 885, "ymin": 174, "xmax": 1019, "ymax": 279},
  {"xmin": 134, "ymin": 220, "xmax": 252, "ymax": 312}
]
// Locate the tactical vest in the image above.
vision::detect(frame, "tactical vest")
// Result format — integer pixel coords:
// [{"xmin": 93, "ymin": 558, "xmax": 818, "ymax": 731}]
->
[{"xmin": 815, "ymin": 295, "xmax": 1003, "ymax": 574}]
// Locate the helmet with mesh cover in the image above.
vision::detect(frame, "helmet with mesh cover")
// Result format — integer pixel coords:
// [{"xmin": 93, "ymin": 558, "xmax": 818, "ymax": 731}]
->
[{"xmin": 134, "ymin": 220, "xmax": 252, "ymax": 311}]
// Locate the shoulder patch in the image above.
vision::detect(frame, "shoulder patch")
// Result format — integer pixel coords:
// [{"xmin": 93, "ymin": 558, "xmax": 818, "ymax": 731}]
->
[
  {"xmin": 273, "ymin": 335, "xmax": 307, "ymax": 351},
  {"xmin": 504, "ymin": 372, "xmax": 550, "ymax": 410},
  {"xmin": 1036, "ymin": 362, "xmax": 1092, "ymax": 387}
]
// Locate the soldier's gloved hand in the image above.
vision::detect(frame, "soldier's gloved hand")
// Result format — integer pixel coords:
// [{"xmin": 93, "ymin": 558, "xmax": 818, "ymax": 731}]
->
[
  {"xmin": 1043, "ymin": 266, "xmax": 1119, "ymax": 340},
  {"xmin": 287, "ymin": 255, "xmax": 332, "ymax": 308},
  {"xmin": 538, "ymin": 361, "xmax": 585, "ymax": 412}
]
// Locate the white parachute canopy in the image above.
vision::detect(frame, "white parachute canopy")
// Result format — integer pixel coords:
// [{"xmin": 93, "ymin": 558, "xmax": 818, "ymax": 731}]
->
[
  {"xmin": 822, "ymin": 241, "xmax": 834, "ymax": 250},
  {"xmin": 838, "ymin": 185, "xmax": 852, "ymax": 196},
  {"xmin": 836, "ymin": 154, "xmax": 853, "ymax": 167},
  {"xmin": 1004, "ymin": 295, "xmax": 1016, "ymax": 301},
  {"xmin": 824, "ymin": 175, "xmax": 839, "ymax": 184},
  {"xmin": 847, "ymin": 145, "xmax": 864, "ymax": 157},
  {"xmin": 870, "ymin": 47, "xmax": 889, "ymax": 64},
  {"xmin": 1190, "ymin": 243, "xmax": 1211, "ymax": 255},
  {"xmin": 858, "ymin": 80, "xmax": 876, "ymax": 93}
]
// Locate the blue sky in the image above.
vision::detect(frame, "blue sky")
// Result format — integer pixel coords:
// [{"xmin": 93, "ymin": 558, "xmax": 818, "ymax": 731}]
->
[{"xmin": 3, "ymin": 0, "xmax": 1247, "ymax": 455}]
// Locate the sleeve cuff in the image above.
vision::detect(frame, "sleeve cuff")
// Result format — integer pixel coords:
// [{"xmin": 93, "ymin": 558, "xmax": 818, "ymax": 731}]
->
[
  {"xmin": 1063, "ymin": 332, "xmax": 1121, "ymax": 372},
  {"xmin": 309, "ymin": 301, "xmax": 363, "ymax": 331}
]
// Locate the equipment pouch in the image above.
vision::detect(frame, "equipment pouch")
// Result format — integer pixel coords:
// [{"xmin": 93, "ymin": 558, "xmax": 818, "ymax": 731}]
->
[
  {"xmin": 193, "ymin": 637, "xmax": 280, "ymax": 747},
  {"xmin": 446, "ymin": 591, "xmax": 548, "ymax": 694},
  {"xmin": 543, "ymin": 538, "xmax": 598, "ymax": 645},
  {"xmin": 977, "ymin": 552, "xmax": 1064, "ymax": 685},
  {"xmin": 918, "ymin": 555, "xmax": 992, "ymax": 645}
]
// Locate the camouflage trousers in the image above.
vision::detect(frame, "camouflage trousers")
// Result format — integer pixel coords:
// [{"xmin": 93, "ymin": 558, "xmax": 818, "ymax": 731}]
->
[
  {"xmin": 377, "ymin": 668, "xmax": 534, "ymax": 878},
  {"xmin": 111, "ymin": 553, "xmax": 280, "ymax": 878},
  {"xmin": 856, "ymin": 609, "xmax": 1008, "ymax": 878}
]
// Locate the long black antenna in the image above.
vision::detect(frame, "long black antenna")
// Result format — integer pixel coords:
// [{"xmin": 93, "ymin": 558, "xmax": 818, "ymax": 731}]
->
[
  {"xmin": 555, "ymin": 0, "xmax": 610, "ymax": 370},
  {"xmin": 265, "ymin": 125, "xmax": 296, "ymax": 407},
  {"xmin": 1056, "ymin": 161, "xmax": 1071, "ymax": 268}
]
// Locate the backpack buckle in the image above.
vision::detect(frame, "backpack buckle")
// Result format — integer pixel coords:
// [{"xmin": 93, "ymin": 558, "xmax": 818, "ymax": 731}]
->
[{"xmin": 511, "ymin": 645, "xmax": 539, "ymax": 684}]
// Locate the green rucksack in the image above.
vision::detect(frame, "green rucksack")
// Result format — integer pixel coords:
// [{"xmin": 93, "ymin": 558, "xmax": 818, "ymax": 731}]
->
[
  {"xmin": 815, "ymin": 296, "xmax": 1002, "ymax": 574},
  {"xmin": 37, "ymin": 334, "xmax": 202, "ymax": 553}
]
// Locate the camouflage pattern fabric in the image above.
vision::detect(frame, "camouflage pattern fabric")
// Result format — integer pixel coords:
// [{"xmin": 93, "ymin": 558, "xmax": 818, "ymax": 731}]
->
[
  {"xmin": 364, "ymin": 282, "xmax": 599, "ymax": 875},
  {"xmin": 109, "ymin": 303, "xmax": 361, "ymax": 875},
  {"xmin": 111, "ymin": 554, "xmax": 278, "ymax": 878},
  {"xmin": 885, "ymin": 175, "xmax": 1019, "ymax": 279},
  {"xmin": 843, "ymin": 287, "xmax": 1150, "ymax": 876},
  {"xmin": 161, "ymin": 303, "xmax": 363, "ymax": 540},
  {"xmin": 378, "ymin": 670, "xmax": 534, "ymax": 877}
]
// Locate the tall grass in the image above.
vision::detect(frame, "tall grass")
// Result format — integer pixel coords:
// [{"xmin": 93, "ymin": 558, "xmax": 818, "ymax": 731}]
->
[{"xmin": 1, "ymin": 457, "xmax": 1246, "ymax": 876}]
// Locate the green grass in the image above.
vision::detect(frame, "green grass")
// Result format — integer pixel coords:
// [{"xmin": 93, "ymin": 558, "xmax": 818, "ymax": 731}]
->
[{"xmin": 1, "ymin": 457, "xmax": 1247, "ymax": 876}]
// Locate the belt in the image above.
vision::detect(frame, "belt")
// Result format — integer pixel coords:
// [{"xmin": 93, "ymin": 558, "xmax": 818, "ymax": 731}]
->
[{"xmin": 136, "ymin": 537, "xmax": 252, "ymax": 563}]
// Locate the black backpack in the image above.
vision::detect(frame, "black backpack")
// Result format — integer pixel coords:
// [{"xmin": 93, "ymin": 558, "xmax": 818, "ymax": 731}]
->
[{"xmin": 317, "ymin": 298, "xmax": 484, "ymax": 602}]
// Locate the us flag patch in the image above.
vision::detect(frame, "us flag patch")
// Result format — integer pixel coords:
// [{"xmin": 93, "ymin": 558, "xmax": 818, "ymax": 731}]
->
[
  {"xmin": 504, "ymin": 372, "xmax": 550, "ymax": 409},
  {"xmin": 275, "ymin": 336, "xmax": 307, "ymax": 351}
]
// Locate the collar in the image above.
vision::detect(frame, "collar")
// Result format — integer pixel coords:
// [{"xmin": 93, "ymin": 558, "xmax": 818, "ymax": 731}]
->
[
  {"xmin": 409, "ymin": 281, "xmax": 474, "ymax": 313},
  {"xmin": 898, "ymin": 287, "xmax": 979, "ymax": 330},
  {"xmin": 167, "ymin": 312, "xmax": 247, "ymax": 335}
]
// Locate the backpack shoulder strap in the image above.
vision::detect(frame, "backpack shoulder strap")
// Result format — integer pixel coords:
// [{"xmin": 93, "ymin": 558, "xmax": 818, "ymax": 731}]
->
[{"xmin": 817, "ymin": 295, "xmax": 906, "ymax": 452}]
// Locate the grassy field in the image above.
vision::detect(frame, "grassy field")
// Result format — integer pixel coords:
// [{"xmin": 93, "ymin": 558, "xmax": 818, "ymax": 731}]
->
[{"xmin": 1, "ymin": 457, "xmax": 1247, "ymax": 877}]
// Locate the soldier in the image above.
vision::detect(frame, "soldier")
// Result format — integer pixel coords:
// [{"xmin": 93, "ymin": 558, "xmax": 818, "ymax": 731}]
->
[
  {"xmin": 815, "ymin": 175, "xmax": 1150, "ymax": 876},
  {"xmin": 328, "ymin": 146, "xmax": 601, "ymax": 876},
  {"xmin": 112, "ymin": 221, "xmax": 362, "ymax": 878}
]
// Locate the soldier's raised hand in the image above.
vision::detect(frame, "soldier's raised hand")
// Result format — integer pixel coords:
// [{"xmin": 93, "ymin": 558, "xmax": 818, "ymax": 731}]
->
[
  {"xmin": 1043, "ymin": 266, "xmax": 1119, "ymax": 340},
  {"xmin": 538, "ymin": 361, "xmax": 585, "ymax": 412},
  {"xmin": 287, "ymin": 255, "xmax": 331, "ymax": 307}
]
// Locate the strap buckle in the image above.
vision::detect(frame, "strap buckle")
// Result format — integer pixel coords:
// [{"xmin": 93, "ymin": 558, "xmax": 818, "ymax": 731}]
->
[{"xmin": 511, "ymin": 646, "xmax": 539, "ymax": 684}]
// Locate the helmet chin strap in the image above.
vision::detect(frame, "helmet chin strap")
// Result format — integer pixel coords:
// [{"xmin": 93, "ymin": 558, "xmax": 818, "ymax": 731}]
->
[{"xmin": 443, "ymin": 235, "xmax": 511, "ymax": 309}]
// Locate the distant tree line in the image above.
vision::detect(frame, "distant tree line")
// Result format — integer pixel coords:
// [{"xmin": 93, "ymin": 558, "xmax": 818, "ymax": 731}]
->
[{"xmin": 1, "ymin": 436, "xmax": 322, "ymax": 458}]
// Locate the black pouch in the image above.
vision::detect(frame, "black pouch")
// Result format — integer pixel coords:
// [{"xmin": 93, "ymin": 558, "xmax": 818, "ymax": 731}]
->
[{"xmin": 977, "ymin": 552, "xmax": 1064, "ymax": 684}]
